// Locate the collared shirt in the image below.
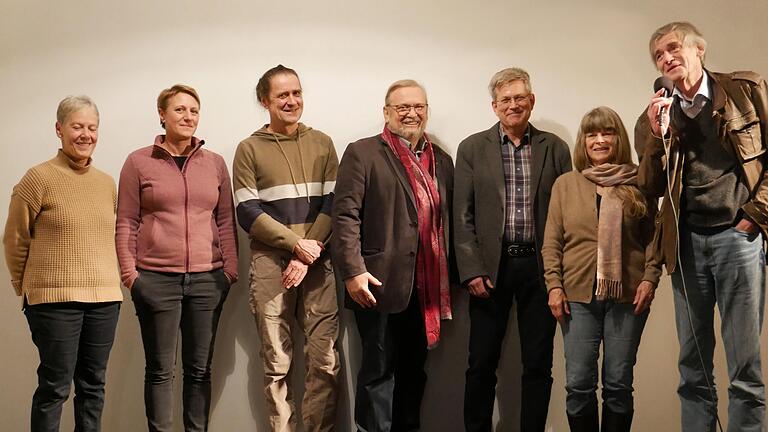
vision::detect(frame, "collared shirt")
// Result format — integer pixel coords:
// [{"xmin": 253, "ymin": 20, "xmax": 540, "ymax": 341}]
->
[
  {"xmin": 397, "ymin": 136, "xmax": 426, "ymax": 159},
  {"xmin": 673, "ymin": 71, "xmax": 711, "ymax": 119},
  {"xmin": 500, "ymin": 125, "xmax": 534, "ymax": 243}
]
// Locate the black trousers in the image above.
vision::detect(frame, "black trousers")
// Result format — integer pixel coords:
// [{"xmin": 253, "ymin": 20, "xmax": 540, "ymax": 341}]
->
[
  {"xmin": 464, "ymin": 253, "xmax": 556, "ymax": 432},
  {"xmin": 25, "ymin": 301, "xmax": 120, "ymax": 432},
  {"xmin": 353, "ymin": 292, "xmax": 428, "ymax": 432},
  {"xmin": 131, "ymin": 269, "xmax": 230, "ymax": 432}
]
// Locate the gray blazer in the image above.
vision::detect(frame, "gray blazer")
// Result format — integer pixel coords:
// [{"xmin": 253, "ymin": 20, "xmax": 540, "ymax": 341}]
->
[{"xmin": 453, "ymin": 122, "xmax": 571, "ymax": 286}]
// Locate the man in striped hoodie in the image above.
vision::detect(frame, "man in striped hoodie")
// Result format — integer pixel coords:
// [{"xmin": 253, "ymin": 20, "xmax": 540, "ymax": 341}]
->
[{"xmin": 232, "ymin": 65, "xmax": 339, "ymax": 432}]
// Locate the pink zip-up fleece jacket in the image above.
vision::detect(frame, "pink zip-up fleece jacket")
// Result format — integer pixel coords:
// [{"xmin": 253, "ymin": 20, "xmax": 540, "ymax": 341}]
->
[{"xmin": 116, "ymin": 135, "xmax": 239, "ymax": 288}]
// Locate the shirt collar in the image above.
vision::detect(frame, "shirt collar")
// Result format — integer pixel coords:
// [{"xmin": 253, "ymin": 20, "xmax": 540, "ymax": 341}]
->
[
  {"xmin": 500, "ymin": 124, "xmax": 531, "ymax": 147},
  {"xmin": 673, "ymin": 71, "xmax": 710, "ymax": 103},
  {"xmin": 395, "ymin": 134, "xmax": 426, "ymax": 156}
]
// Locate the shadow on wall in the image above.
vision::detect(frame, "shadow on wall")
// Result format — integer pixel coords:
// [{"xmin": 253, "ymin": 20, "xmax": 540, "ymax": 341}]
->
[
  {"xmin": 210, "ymin": 230, "xmax": 271, "ymax": 429},
  {"xmin": 209, "ymin": 230, "xmax": 361, "ymax": 431},
  {"xmin": 4, "ymin": 228, "xmax": 527, "ymax": 431},
  {"xmin": 208, "ymin": 128, "xmax": 537, "ymax": 430},
  {"xmin": 535, "ymin": 119, "xmax": 574, "ymax": 152},
  {"xmin": 205, "ymin": 226, "xmax": 529, "ymax": 431}
]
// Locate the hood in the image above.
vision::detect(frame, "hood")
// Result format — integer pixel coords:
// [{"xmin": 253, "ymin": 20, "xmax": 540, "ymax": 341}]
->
[{"xmin": 250, "ymin": 123, "xmax": 312, "ymax": 141}]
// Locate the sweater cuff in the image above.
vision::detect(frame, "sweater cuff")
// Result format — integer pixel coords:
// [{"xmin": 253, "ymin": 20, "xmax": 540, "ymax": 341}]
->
[
  {"xmin": 224, "ymin": 270, "xmax": 237, "ymax": 285},
  {"xmin": 249, "ymin": 214, "xmax": 302, "ymax": 252},
  {"xmin": 547, "ymin": 285, "xmax": 565, "ymax": 294},
  {"xmin": 124, "ymin": 271, "xmax": 139, "ymax": 289},
  {"xmin": 642, "ymin": 266, "xmax": 662, "ymax": 287}
]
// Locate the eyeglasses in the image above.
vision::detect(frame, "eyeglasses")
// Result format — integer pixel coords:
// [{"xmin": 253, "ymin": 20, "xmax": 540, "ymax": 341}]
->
[
  {"xmin": 494, "ymin": 94, "xmax": 530, "ymax": 108},
  {"xmin": 388, "ymin": 104, "xmax": 428, "ymax": 115}
]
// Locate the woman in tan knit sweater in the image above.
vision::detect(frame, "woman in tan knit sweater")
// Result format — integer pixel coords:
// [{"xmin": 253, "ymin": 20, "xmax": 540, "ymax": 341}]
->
[
  {"xmin": 3, "ymin": 95, "xmax": 123, "ymax": 431},
  {"xmin": 541, "ymin": 107, "xmax": 660, "ymax": 432}
]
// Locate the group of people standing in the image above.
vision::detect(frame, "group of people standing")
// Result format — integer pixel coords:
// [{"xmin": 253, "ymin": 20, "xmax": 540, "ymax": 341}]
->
[{"xmin": 3, "ymin": 20, "xmax": 766, "ymax": 432}]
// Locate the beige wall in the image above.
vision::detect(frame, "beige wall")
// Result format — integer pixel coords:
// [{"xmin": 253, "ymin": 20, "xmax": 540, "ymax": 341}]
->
[{"xmin": 1, "ymin": 0, "xmax": 767, "ymax": 430}]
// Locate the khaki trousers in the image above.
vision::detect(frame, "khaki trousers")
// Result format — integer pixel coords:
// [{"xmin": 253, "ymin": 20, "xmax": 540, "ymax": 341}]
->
[{"xmin": 249, "ymin": 249, "xmax": 340, "ymax": 432}]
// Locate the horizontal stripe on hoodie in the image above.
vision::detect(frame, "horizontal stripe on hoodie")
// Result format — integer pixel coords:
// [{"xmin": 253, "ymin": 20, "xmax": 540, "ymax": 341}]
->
[
  {"xmin": 235, "ymin": 181, "xmax": 336, "ymax": 203},
  {"xmin": 236, "ymin": 194, "xmax": 334, "ymax": 229},
  {"xmin": 232, "ymin": 123, "xmax": 339, "ymax": 251}
]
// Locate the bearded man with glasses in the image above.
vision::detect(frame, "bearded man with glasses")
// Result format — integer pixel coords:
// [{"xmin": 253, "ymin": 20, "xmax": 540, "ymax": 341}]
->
[
  {"xmin": 454, "ymin": 67, "xmax": 572, "ymax": 432},
  {"xmin": 332, "ymin": 79, "xmax": 455, "ymax": 431}
]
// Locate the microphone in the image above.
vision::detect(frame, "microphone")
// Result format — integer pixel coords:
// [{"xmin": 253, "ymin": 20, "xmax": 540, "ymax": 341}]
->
[{"xmin": 653, "ymin": 77, "xmax": 674, "ymax": 130}]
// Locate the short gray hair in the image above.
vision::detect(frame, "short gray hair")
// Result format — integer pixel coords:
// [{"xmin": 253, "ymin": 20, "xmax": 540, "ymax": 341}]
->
[
  {"xmin": 649, "ymin": 21, "xmax": 707, "ymax": 66},
  {"xmin": 56, "ymin": 95, "xmax": 99, "ymax": 124},
  {"xmin": 384, "ymin": 79, "xmax": 427, "ymax": 105},
  {"xmin": 488, "ymin": 67, "xmax": 532, "ymax": 100}
]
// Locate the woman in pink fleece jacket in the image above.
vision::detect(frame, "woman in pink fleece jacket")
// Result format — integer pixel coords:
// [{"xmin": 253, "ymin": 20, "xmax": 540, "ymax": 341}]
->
[{"xmin": 116, "ymin": 84, "xmax": 238, "ymax": 432}]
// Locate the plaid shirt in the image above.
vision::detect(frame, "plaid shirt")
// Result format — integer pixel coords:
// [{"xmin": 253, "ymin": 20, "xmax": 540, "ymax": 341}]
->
[{"xmin": 501, "ymin": 126, "xmax": 534, "ymax": 243}]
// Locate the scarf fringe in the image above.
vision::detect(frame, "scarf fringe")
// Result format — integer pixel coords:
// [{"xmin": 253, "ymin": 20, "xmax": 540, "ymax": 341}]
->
[{"xmin": 595, "ymin": 278, "xmax": 623, "ymax": 300}]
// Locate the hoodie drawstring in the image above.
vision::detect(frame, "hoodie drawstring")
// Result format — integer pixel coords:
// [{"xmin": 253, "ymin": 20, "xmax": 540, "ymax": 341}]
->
[{"xmin": 272, "ymin": 131, "xmax": 311, "ymax": 203}]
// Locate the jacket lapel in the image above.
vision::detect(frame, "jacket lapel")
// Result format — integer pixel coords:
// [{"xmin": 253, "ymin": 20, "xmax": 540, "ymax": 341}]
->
[
  {"xmin": 484, "ymin": 123, "xmax": 506, "ymax": 204},
  {"xmin": 380, "ymin": 136, "xmax": 417, "ymax": 208},
  {"xmin": 530, "ymin": 125, "xmax": 549, "ymax": 202}
]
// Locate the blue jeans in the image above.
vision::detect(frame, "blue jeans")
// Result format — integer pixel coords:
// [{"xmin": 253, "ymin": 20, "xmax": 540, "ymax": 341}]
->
[
  {"xmin": 672, "ymin": 226, "xmax": 765, "ymax": 432},
  {"xmin": 562, "ymin": 298, "xmax": 648, "ymax": 417}
]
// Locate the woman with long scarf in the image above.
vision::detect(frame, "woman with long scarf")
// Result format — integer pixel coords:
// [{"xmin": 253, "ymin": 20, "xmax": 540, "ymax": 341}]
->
[{"xmin": 541, "ymin": 106, "xmax": 660, "ymax": 432}]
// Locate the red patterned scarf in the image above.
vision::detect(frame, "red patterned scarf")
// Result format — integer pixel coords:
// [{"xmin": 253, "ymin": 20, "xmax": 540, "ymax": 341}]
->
[{"xmin": 381, "ymin": 126, "xmax": 451, "ymax": 348}]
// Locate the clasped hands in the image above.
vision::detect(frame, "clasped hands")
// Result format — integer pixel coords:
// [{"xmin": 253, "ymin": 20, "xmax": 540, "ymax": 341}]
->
[{"xmin": 282, "ymin": 239, "xmax": 324, "ymax": 289}]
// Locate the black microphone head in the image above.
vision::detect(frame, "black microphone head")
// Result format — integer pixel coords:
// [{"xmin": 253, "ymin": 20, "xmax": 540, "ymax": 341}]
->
[{"xmin": 653, "ymin": 76, "xmax": 674, "ymax": 94}]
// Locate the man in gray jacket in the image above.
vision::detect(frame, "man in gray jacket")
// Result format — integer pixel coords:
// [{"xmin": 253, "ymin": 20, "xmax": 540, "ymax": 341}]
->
[{"xmin": 454, "ymin": 67, "xmax": 571, "ymax": 432}]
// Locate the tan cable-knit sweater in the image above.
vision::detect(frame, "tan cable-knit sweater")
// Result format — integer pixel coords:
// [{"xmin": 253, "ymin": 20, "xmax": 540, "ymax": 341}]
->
[{"xmin": 3, "ymin": 150, "xmax": 123, "ymax": 305}]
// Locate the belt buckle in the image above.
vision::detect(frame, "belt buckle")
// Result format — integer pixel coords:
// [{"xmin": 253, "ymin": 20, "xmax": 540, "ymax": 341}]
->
[{"xmin": 507, "ymin": 244, "xmax": 532, "ymax": 257}]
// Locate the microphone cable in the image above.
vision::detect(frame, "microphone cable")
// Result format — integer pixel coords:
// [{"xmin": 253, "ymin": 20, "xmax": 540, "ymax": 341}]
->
[{"xmin": 662, "ymin": 130, "xmax": 724, "ymax": 432}]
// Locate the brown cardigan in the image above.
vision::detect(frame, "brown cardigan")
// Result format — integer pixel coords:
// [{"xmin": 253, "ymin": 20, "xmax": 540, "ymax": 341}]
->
[{"xmin": 541, "ymin": 171, "xmax": 661, "ymax": 303}]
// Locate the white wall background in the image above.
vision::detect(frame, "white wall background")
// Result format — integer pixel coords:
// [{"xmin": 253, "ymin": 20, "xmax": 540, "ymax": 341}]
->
[{"xmin": 1, "ymin": 0, "xmax": 767, "ymax": 430}]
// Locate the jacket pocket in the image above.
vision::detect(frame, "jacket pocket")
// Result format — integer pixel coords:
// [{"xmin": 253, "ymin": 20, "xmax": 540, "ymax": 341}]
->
[{"xmin": 728, "ymin": 110, "xmax": 764, "ymax": 160}]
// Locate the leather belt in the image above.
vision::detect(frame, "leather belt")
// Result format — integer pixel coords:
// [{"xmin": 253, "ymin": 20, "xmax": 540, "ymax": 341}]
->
[{"xmin": 504, "ymin": 242, "xmax": 535, "ymax": 257}]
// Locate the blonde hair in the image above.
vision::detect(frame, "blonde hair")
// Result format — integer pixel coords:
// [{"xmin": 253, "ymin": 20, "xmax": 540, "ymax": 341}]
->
[
  {"xmin": 156, "ymin": 84, "xmax": 200, "ymax": 128},
  {"xmin": 574, "ymin": 106, "xmax": 647, "ymax": 218}
]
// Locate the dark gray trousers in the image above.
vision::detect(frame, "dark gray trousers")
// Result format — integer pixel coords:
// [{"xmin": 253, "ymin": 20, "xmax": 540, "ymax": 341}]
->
[
  {"xmin": 131, "ymin": 269, "xmax": 229, "ymax": 432},
  {"xmin": 353, "ymin": 293, "xmax": 428, "ymax": 432},
  {"xmin": 25, "ymin": 301, "xmax": 120, "ymax": 432}
]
